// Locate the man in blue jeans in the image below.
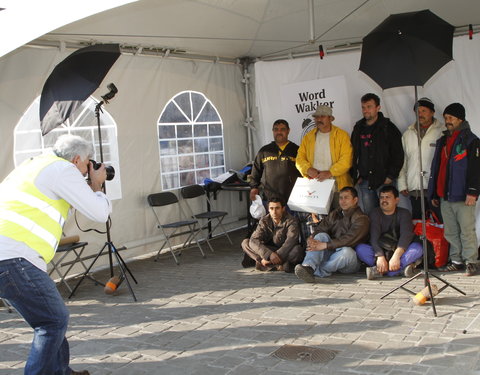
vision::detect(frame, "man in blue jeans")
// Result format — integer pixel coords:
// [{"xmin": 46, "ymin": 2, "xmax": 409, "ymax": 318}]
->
[
  {"xmin": 356, "ymin": 185, "xmax": 423, "ymax": 279},
  {"xmin": 0, "ymin": 135, "xmax": 111, "ymax": 375},
  {"xmin": 294, "ymin": 186, "xmax": 369, "ymax": 283}
]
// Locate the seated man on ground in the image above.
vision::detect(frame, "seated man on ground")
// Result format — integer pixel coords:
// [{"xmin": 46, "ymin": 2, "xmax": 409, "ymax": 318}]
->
[
  {"xmin": 241, "ymin": 198, "xmax": 303, "ymax": 272},
  {"xmin": 356, "ymin": 185, "xmax": 423, "ymax": 280},
  {"xmin": 295, "ymin": 186, "xmax": 369, "ymax": 283}
]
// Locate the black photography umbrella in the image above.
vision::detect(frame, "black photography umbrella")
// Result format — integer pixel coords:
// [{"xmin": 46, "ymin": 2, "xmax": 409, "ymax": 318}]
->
[
  {"xmin": 359, "ymin": 9, "xmax": 454, "ymax": 89},
  {"xmin": 39, "ymin": 43, "xmax": 138, "ymax": 301},
  {"xmin": 39, "ymin": 44, "xmax": 121, "ymax": 135},
  {"xmin": 359, "ymin": 9, "xmax": 463, "ymax": 317}
]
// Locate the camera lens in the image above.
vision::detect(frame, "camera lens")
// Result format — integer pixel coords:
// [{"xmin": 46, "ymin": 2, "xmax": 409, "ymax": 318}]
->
[
  {"xmin": 105, "ymin": 166, "xmax": 115, "ymax": 181},
  {"xmin": 89, "ymin": 159, "xmax": 115, "ymax": 181}
]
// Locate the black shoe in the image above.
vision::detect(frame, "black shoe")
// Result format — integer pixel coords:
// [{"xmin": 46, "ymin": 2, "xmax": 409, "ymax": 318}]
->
[
  {"xmin": 71, "ymin": 371, "xmax": 90, "ymax": 375},
  {"xmin": 241, "ymin": 254, "xmax": 256, "ymax": 268},
  {"xmin": 295, "ymin": 264, "xmax": 315, "ymax": 283},
  {"xmin": 465, "ymin": 263, "xmax": 478, "ymax": 276},
  {"xmin": 438, "ymin": 262, "xmax": 465, "ymax": 272},
  {"xmin": 283, "ymin": 262, "xmax": 294, "ymax": 273}
]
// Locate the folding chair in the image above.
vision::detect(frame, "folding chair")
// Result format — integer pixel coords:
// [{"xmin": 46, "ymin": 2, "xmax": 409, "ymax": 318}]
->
[
  {"xmin": 147, "ymin": 192, "xmax": 206, "ymax": 265},
  {"xmin": 180, "ymin": 184, "xmax": 233, "ymax": 248},
  {"xmin": 49, "ymin": 240, "xmax": 89, "ymax": 293}
]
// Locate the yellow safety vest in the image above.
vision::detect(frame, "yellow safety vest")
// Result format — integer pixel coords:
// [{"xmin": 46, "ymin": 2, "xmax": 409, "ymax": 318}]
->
[{"xmin": 0, "ymin": 154, "xmax": 70, "ymax": 263}]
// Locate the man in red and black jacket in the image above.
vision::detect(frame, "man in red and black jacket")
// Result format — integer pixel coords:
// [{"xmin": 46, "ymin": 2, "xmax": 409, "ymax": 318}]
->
[
  {"xmin": 428, "ymin": 103, "xmax": 480, "ymax": 276},
  {"xmin": 249, "ymin": 119, "xmax": 301, "ymax": 205}
]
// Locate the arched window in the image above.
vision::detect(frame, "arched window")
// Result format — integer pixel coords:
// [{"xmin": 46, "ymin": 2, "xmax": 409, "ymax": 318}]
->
[
  {"xmin": 157, "ymin": 91, "xmax": 226, "ymax": 190},
  {"xmin": 14, "ymin": 96, "xmax": 122, "ymax": 200}
]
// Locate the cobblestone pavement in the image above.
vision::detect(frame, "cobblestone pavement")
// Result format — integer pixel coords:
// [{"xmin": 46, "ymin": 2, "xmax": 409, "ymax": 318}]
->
[{"xmin": 1, "ymin": 229, "xmax": 480, "ymax": 375}]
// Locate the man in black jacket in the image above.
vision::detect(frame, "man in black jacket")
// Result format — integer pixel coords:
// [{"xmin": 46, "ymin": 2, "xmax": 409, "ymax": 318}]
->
[
  {"xmin": 350, "ymin": 93, "xmax": 404, "ymax": 215},
  {"xmin": 249, "ymin": 119, "xmax": 301, "ymax": 204}
]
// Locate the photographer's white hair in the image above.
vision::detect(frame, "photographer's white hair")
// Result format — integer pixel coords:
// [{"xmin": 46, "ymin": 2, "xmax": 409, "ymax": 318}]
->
[{"xmin": 53, "ymin": 134, "xmax": 93, "ymax": 162}]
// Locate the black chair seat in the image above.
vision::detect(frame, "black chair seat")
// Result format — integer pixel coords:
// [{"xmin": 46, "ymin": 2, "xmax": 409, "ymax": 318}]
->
[
  {"xmin": 194, "ymin": 211, "xmax": 227, "ymax": 220},
  {"xmin": 162, "ymin": 220, "xmax": 198, "ymax": 228}
]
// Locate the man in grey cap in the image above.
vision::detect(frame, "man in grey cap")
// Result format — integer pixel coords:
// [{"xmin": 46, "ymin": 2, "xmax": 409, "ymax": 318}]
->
[
  {"xmin": 428, "ymin": 103, "xmax": 480, "ymax": 276},
  {"xmin": 398, "ymin": 97, "xmax": 444, "ymax": 220},
  {"xmin": 296, "ymin": 105, "xmax": 353, "ymax": 203}
]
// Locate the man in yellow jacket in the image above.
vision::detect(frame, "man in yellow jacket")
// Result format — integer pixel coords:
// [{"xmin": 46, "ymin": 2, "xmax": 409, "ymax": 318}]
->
[
  {"xmin": 296, "ymin": 105, "xmax": 353, "ymax": 207},
  {"xmin": 0, "ymin": 134, "xmax": 111, "ymax": 375}
]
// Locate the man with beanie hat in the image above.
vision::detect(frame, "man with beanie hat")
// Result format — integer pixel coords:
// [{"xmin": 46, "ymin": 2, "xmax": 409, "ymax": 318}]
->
[
  {"xmin": 398, "ymin": 97, "xmax": 444, "ymax": 220},
  {"xmin": 428, "ymin": 103, "xmax": 480, "ymax": 276}
]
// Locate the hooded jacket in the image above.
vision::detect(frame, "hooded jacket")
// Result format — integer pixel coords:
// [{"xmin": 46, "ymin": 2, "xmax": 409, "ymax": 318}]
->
[
  {"xmin": 350, "ymin": 112, "xmax": 404, "ymax": 190},
  {"xmin": 398, "ymin": 118, "xmax": 444, "ymax": 192},
  {"xmin": 428, "ymin": 120, "xmax": 480, "ymax": 202}
]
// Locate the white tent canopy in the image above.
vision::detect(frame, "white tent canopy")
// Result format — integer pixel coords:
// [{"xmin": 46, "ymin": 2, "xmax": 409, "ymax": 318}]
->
[
  {"xmin": 10, "ymin": 0, "xmax": 480, "ymax": 61},
  {"xmin": 1, "ymin": 0, "xmax": 480, "ymax": 270}
]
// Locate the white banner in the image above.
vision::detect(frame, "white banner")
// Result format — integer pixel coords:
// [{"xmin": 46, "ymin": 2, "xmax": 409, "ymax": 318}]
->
[{"xmin": 280, "ymin": 75, "xmax": 352, "ymax": 144}]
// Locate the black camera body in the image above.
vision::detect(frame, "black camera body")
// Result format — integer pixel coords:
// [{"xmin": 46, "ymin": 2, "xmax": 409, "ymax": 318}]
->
[{"xmin": 90, "ymin": 159, "xmax": 115, "ymax": 181}]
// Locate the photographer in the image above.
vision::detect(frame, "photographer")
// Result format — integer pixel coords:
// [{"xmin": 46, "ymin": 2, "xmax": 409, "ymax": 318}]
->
[{"xmin": 0, "ymin": 134, "xmax": 111, "ymax": 375}]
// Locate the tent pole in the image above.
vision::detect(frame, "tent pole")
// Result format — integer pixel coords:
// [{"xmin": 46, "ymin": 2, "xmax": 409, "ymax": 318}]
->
[
  {"xmin": 242, "ymin": 59, "xmax": 254, "ymax": 161},
  {"xmin": 308, "ymin": 0, "xmax": 315, "ymax": 42}
]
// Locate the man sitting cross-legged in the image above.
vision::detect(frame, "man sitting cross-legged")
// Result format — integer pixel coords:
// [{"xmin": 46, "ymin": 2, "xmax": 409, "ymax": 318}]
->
[
  {"xmin": 295, "ymin": 186, "xmax": 369, "ymax": 283},
  {"xmin": 356, "ymin": 185, "xmax": 423, "ymax": 279},
  {"xmin": 241, "ymin": 198, "xmax": 304, "ymax": 272}
]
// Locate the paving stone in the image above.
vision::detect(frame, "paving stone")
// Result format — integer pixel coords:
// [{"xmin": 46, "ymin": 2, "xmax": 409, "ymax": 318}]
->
[{"xmin": 2, "ymin": 229, "xmax": 480, "ymax": 374}]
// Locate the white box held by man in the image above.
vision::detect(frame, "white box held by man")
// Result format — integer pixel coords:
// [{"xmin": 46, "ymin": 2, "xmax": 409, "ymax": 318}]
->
[{"xmin": 287, "ymin": 178, "xmax": 334, "ymax": 214}]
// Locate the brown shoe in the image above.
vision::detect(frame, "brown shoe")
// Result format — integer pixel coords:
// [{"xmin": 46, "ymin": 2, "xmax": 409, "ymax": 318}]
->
[{"xmin": 71, "ymin": 371, "xmax": 90, "ymax": 375}]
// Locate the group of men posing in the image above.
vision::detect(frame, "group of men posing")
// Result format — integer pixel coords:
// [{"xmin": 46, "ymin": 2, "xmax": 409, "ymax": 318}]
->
[{"xmin": 242, "ymin": 93, "xmax": 480, "ymax": 282}]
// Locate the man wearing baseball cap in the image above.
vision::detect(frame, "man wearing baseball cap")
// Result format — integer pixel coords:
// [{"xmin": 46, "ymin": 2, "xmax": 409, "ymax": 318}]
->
[
  {"xmin": 296, "ymin": 104, "xmax": 353, "ymax": 203},
  {"xmin": 428, "ymin": 103, "xmax": 480, "ymax": 276}
]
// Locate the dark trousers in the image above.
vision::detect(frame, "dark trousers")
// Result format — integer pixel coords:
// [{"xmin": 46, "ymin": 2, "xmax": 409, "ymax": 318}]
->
[{"xmin": 410, "ymin": 194, "xmax": 443, "ymax": 223}]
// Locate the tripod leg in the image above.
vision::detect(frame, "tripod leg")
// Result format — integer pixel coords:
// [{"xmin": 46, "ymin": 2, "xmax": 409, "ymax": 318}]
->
[
  {"xmin": 109, "ymin": 242, "xmax": 137, "ymax": 302},
  {"xmin": 110, "ymin": 244, "xmax": 138, "ymax": 284},
  {"xmin": 69, "ymin": 242, "xmax": 108, "ymax": 299},
  {"xmin": 381, "ymin": 271, "xmax": 423, "ymax": 299},
  {"xmin": 424, "ymin": 274, "xmax": 437, "ymax": 317},
  {"xmin": 430, "ymin": 272, "xmax": 467, "ymax": 295}
]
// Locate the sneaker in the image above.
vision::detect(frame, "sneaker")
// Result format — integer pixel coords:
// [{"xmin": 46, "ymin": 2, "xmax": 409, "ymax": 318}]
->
[
  {"xmin": 295, "ymin": 264, "xmax": 315, "ymax": 283},
  {"xmin": 438, "ymin": 262, "xmax": 465, "ymax": 272},
  {"xmin": 465, "ymin": 263, "xmax": 478, "ymax": 276},
  {"xmin": 366, "ymin": 266, "xmax": 382, "ymax": 280},
  {"xmin": 404, "ymin": 263, "xmax": 417, "ymax": 278}
]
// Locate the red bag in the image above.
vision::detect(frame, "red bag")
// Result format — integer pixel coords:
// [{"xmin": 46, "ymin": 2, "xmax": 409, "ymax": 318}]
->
[{"xmin": 413, "ymin": 212, "xmax": 449, "ymax": 268}]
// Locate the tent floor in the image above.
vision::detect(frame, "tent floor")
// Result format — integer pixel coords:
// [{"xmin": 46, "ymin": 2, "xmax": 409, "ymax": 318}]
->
[{"xmin": 1, "ymin": 229, "xmax": 480, "ymax": 374}]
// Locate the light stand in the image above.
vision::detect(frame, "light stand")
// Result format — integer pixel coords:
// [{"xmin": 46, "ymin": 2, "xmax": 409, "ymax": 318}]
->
[
  {"xmin": 381, "ymin": 86, "xmax": 465, "ymax": 316},
  {"xmin": 69, "ymin": 84, "xmax": 138, "ymax": 302}
]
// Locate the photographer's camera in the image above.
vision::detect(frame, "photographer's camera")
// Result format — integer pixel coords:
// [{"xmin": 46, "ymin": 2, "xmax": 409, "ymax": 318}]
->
[{"xmin": 90, "ymin": 159, "xmax": 115, "ymax": 181}]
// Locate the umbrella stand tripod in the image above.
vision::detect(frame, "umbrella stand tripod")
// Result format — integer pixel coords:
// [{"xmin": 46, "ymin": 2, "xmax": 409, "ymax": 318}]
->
[
  {"xmin": 380, "ymin": 86, "xmax": 465, "ymax": 316},
  {"xmin": 69, "ymin": 98, "xmax": 138, "ymax": 302}
]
